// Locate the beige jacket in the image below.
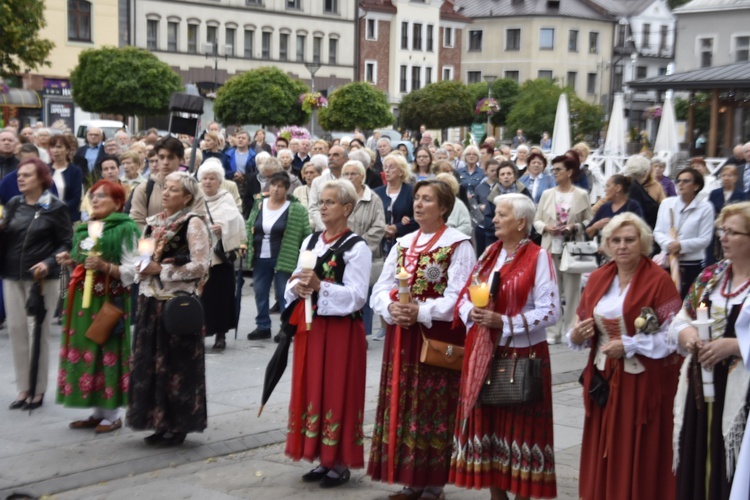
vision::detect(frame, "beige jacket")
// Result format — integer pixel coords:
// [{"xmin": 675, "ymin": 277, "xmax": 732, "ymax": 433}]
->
[
  {"xmin": 130, "ymin": 173, "xmax": 207, "ymax": 232},
  {"xmin": 533, "ymin": 186, "xmax": 593, "ymax": 252}
]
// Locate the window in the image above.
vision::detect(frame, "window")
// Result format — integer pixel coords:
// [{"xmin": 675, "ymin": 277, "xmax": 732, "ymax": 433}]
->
[
  {"xmin": 366, "ymin": 19, "xmax": 377, "ymax": 40},
  {"xmin": 147, "ymin": 20, "xmax": 158, "ymax": 50},
  {"xmin": 246, "ymin": 0, "xmax": 262, "ymax": 4},
  {"xmin": 287, "ymin": 0, "xmax": 300, "ymax": 8},
  {"xmin": 244, "ymin": 29, "xmax": 254, "ymax": 58},
  {"xmin": 313, "ymin": 36, "xmax": 322, "ymax": 63},
  {"xmin": 207, "ymin": 26, "xmax": 218, "ymax": 52},
  {"xmin": 412, "ymin": 66, "xmax": 421, "ymax": 90},
  {"xmin": 587, "ymin": 73, "xmax": 597, "ymax": 94},
  {"xmin": 538, "ymin": 70, "xmax": 553, "ymax": 80},
  {"xmin": 262, "ymin": 32, "xmax": 271, "ymax": 59},
  {"xmin": 226, "ymin": 27, "xmax": 235, "ymax": 56},
  {"xmin": 505, "ymin": 70, "xmax": 519, "ymax": 83},
  {"xmin": 365, "ymin": 61, "xmax": 376, "ymax": 83},
  {"xmin": 660, "ymin": 25, "xmax": 668, "ymax": 52},
  {"xmin": 329, "ymin": 38, "xmax": 338, "ymax": 64},
  {"xmin": 400, "ymin": 65, "xmax": 408, "ymax": 92},
  {"xmin": 589, "ymin": 32, "xmax": 599, "ymax": 53},
  {"xmin": 68, "ymin": 0, "xmax": 91, "ymax": 42},
  {"xmin": 443, "ymin": 27, "xmax": 454, "ymax": 48},
  {"xmin": 617, "ymin": 24, "xmax": 627, "ymax": 47},
  {"xmin": 296, "ymin": 34, "xmax": 306, "ymax": 62},
  {"xmin": 324, "ymin": 0, "xmax": 337, "ymax": 14},
  {"xmin": 467, "ymin": 71, "xmax": 482, "ymax": 84},
  {"xmin": 568, "ymin": 30, "xmax": 578, "ymax": 52},
  {"xmin": 506, "ymin": 29, "xmax": 521, "ymax": 51},
  {"xmin": 613, "ymin": 63, "xmax": 623, "ymax": 91},
  {"xmin": 736, "ymin": 36, "xmax": 750, "ymax": 62},
  {"xmin": 427, "ymin": 25, "xmax": 434, "ymax": 51},
  {"xmin": 658, "ymin": 66, "xmax": 668, "ymax": 75},
  {"xmin": 540, "ymin": 28, "xmax": 554, "ymax": 50},
  {"xmin": 279, "ymin": 33, "xmax": 289, "ymax": 60},
  {"xmin": 469, "ymin": 30, "xmax": 483, "ymax": 51},
  {"xmin": 425, "ymin": 67, "xmax": 432, "ymax": 86},
  {"xmin": 642, "ymin": 24, "xmax": 650, "ymax": 49},
  {"xmin": 413, "ymin": 24, "xmax": 422, "ymax": 51},
  {"xmin": 168, "ymin": 22, "xmax": 178, "ymax": 51},
  {"xmin": 401, "ymin": 22, "xmax": 409, "ymax": 49},
  {"xmin": 566, "ymin": 71, "xmax": 577, "ymax": 90},
  {"xmin": 442, "ymin": 66, "xmax": 453, "ymax": 81},
  {"xmin": 636, "ymin": 66, "xmax": 647, "ymax": 79},
  {"xmin": 187, "ymin": 24, "xmax": 198, "ymax": 53},
  {"xmin": 700, "ymin": 37, "xmax": 713, "ymax": 68}
]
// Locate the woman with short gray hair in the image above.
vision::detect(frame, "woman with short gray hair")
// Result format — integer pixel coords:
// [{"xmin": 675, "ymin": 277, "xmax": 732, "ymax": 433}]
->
[
  {"xmin": 651, "ymin": 158, "xmax": 676, "ymax": 197},
  {"xmin": 624, "ymin": 154, "xmax": 665, "ymax": 231},
  {"xmin": 277, "ymin": 148, "xmax": 302, "ymax": 193}
]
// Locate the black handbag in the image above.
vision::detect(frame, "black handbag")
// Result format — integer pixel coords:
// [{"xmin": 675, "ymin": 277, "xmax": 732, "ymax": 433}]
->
[
  {"xmin": 479, "ymin": 315, "xmax": 544, "ymax": 407},
  {"xmin": 204, "ymin": 201, "xmax": 236, "ymax": 264},
  {"xmin": 162, "ymin": 291, "xmax": 204, "ymax": 336},
  {"xmin": 584, "ymin": 368, "xmax": 615, "ymax": 408}
]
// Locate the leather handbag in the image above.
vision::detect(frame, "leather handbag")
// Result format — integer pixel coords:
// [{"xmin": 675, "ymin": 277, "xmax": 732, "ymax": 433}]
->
[
  {"xmin": 162, "ymin": 291, "xmax": 204, "ymax": 336},
  {"xmin": 560, "ymin": 240, "xmax": 598, "ymax": 274},
  {"xmin": 479, "ymin": 315, "xmax": 543, "ymax": 407},
  {"xmin": 420, "ymin": 330, "xmax": 464, "ymax": 372},
  {"xmin": 85, "ymin": 273, "xmax": 125, "ymax": 346}
]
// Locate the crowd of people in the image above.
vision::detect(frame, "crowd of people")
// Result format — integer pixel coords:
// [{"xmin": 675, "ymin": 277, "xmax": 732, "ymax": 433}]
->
[{"xmin": 1, "ymin": 119, "xmax": 750, "ymax": 499}]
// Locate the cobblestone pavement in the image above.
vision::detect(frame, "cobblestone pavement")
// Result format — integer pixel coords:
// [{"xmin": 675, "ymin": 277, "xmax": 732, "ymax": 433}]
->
[{"xmin": 0, "ymin": 280, "xmax": 587, "ymax": 499}]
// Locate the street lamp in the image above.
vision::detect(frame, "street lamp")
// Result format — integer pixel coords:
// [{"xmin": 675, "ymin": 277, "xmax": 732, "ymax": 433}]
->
[
  {"xmin": 205, "ymin": 37, "xmax": 227, "ymax": 97},
  {"xmin": 305, "ymin": 62, "xmax": 321, "ymax": 138},
  {"xmin": 483, "ymin": 74, "xmax": 497, "ymax": 139}
]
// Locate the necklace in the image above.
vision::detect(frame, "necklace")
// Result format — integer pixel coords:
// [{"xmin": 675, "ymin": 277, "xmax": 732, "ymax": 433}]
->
[
  {"xmin": 321, "ymin": 228, "xmax": 349, "ymax": 244},
  {"xmin": 403, "ymin": 225, "xmax": 448, "ymax": 273},
  {"xmin": 721, "ymin": 265, "xmax": 750, "ymax": 299}
]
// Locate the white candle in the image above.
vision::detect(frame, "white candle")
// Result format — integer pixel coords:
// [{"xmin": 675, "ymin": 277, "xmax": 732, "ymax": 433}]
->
[
  {"xmin": 138, "ymin": 237, "xmax": 155, "ymax": 256},
  {"xmin": 87, "ymin": 220, "xmax": 104, "ymax": 241},
  {"xmin": 696, "ymin": 304, "xmax": 709, "ymax": 322},
  {"xmin": 299, "ymin": 251, "xmax": 317, "ymax": 330}
]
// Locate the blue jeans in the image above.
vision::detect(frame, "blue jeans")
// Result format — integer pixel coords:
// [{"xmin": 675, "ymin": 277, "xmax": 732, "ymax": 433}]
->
[{"xmin": 253, "ymin": 257, "xmax": 290, "ymax": 330}]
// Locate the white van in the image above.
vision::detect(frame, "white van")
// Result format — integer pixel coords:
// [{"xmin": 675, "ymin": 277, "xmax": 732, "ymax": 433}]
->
[{"xmin": 75, "ymin": 120, "xmax": 127, "ymax": 147}]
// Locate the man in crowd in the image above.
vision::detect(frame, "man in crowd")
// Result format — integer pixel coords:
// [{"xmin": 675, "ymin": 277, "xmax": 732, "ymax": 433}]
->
[
  {"xmin": 512, "ymin": 129, "xmax": 526, "ymax": 148},
  {"xmin": 373, "ymin": 137, "xmax": 392, "ymax": 174},
  {"xmin": 227, "ymin": 130, "xmax": 256, "ymax": 185},
  {"xmin": 143, "ymin": 128, "xmax": 161, "ymax": 146},
  {"xmin": 308, "ymin": 145, "xmax": 348, "ymax": 231},
  {"xmin": 114, "ymin": 130, "xmax": 131, "ymax": 152},
  {"xmin": 73, "ymin": 127, "xmax": 105, "ymax": 178},
  {"xmin": 420, "ymin": 131, "xmax": 433, "ymax": 147},
  {"xmin": 292, "ymin": 138, "xmax": 311, "ymax": 176},
  {"xmin": 0, "ymin": 130, "xmax": 19, "ymax": 178},
  {"xmin": 20, "ymin": 127, "xmax": 34, "ymax": 143},
  {"xmin": 275, "ymin": 136, "xmax": 289, "ymax": 154}
]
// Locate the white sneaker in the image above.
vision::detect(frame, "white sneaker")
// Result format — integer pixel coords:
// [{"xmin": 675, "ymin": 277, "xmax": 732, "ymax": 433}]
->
[
  {"xmin": 546, "ymin": 335, "xmax": 561, "ymax": 345},
  {"xmin": 372, "ymin": 328, "xmax": 386, "ymax": 341}
]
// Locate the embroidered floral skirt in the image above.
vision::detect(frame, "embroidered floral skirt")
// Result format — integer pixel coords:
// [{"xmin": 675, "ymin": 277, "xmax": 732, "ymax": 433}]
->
[
  {"xmin": 56, "ymin": 287, "xmax": 131, "ymax": 410},
  {"xmin": 126, "ymin": 296, "xmax": 207, "ymax": 434},
  {"xmin": 368, "ymin": 320, "xmax": 463, "ymax": 488},
  {"xmin": 285, "ymin": 314, "xmax": 367, "ymax": 468},
  {"xmin": 450, "ymin": 339, "xmax": 556, "ymax": 498}
]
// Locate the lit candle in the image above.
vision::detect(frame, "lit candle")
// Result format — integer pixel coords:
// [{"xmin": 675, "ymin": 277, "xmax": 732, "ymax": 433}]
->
[
  {"xmin": 81, "ymin": 220, "xmax": 105, "ymax": 309},
  {"xmin": 469, "ymin": 282, "xmax": 490, "ymax": 308},
  {"xmin": 138, "ymin": 237, "xmax": 155, "ymax": 256},
  {"xmin": 396, "ymin": 267, "xmax": 411, "ymax": 304},
  {"xmin": 299, "ymin": 251, "xmax": 317, "ymax": 330},
  {"xmin": 696, "ymin": 303, "xmax": 709, "ymax": 322}
]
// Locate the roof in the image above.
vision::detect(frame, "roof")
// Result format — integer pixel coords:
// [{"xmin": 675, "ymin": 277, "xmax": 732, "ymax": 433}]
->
[
  {"xmin": 441, "ymin": 0, "xmax": 472, "ymax": 22},
  {"xmin": 454, "ymin": 0, "xmax": 615, "ymax": 21},
  {"xmin": 592, "ymin": 0, "xmax": 656, "ymax": 16},
  {"xmin": 673, "ymin": 0, "xmax": 750, "ymax": 13},
  {"xmin": 629, "ymin": 61, "xmax": 750, "ymax": 90},
  {"xmin": 359, "ymin": 0, "xmax": 397, "ymax": 14}
]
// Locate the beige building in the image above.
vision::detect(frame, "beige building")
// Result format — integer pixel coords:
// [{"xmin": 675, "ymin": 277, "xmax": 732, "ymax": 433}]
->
[{"xmin": 457, "ymin": 0, "xmax": 615, "ymax": 105}]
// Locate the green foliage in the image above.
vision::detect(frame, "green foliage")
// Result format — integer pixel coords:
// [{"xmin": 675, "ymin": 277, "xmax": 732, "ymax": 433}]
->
[
  {"xmin": 317, "ymin": 82, "xmax": 393, "ymax": 131},
  {"xmin": 0, "ymin": 0, "xmax": 54, "ymax": 76},
  {"xmin": 675, "ymin": 94, "xmax": 710, "ymax": 135},
  {"xmin": 467, "ymin": 78, "xmax": 520, "ymax": 126},
  {"xmin": 214, "ymin": 67, "xmax": 308, "ymax": 127},
  {"xmin": 398, "ymin": 80, "xmax": 474, "ymax": 130},
  {"xmin": 70, "ymin": 47, "xmax": 182, "ymax": 117},
  {"xmin": 507, "ymin": 78, "xmax": 603, "ymax": 144},
  {"xmin": 668, "ymin": 0, "xmax": 691, "ymax": 9}
]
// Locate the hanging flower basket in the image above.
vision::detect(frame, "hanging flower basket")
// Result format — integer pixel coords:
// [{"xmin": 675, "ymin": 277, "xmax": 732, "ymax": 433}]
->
[
  {"xmin": 278, "ymin": 126, "xmax": 312, "ymax": 141},
  {"xmin": 642, "ymin": 105, "xmax": 662, "ymax": 120},
  {"xmin": 475, "ymin": 97, "xmax": 500, "ymax": 115},
  {"xmin": 299, "ymin": 92, "xmax": 328, "ymax": 112}
]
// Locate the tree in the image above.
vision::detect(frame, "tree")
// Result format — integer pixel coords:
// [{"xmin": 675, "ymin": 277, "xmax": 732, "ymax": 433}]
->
[
  {"xmin": 317, "ymin": 82, "xmax": 393, "ymax": 131},
  {"xmin": 675, "ymin": 94, "xmax": 710, "ymax": 136},
  {"xmin": 214, "ymin": 67, "xmax": 308, "ymax": 127},
  {"xmin": 397, "ymin": 80, "xmax": 474, "ymax": 130},
  {"xmin": 0, "ymin": 0, "xmax": 54, "ymax": 76},
  {"xmin": 70, "ymin": 47, "xmax": 182, "ymax": 118},
  {"xmin": 506, "ymin": 79, "xmax": 563, "ymax": 143},
  {"xmin": 570, "ymin": 95, "xmax": 604, "ymax": 144},
  {"xmin": 467, "ymin": 78, "xmax": 520, "ymax": 126}
]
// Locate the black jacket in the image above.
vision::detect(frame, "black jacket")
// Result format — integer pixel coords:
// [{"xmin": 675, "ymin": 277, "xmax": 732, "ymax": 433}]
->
[
  {"xmin": 73, "ymin": 144, "xmax": 104, "ymax": 179},
  {"xmin": 0, "ymin": 195, "xmax": 73, "ymax": 280},
  {"xmin": 0, "ymin": 154, "xmax": 19, "ymax": 180}
]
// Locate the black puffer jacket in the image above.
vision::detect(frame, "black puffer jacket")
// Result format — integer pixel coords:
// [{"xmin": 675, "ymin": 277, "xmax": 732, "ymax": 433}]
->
[{"xmin": 1, "ymin": 194, "xmax": 73, "ymax": 280}]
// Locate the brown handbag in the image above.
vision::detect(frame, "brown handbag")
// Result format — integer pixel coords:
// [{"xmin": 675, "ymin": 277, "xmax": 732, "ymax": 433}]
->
[
  {"xmin": 420, "ymin": 330, "xmax": 464, "ymax": 372},
  {"xmin": 85, "ymin": 273, "xmax": 124, "ymax": 346}
]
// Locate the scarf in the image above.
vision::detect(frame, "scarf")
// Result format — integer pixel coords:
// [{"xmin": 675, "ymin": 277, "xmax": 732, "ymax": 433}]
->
[
  {"xmin": 146, "ymin": 208, "xmax": 205, "ymax": 263},
  {"xmin": 204, "ymin": 189, "xmax": 245, "ymax": 252},
  {"xmin": 71, "ymin": 212, "xmax": 140, "ymax": 264}
]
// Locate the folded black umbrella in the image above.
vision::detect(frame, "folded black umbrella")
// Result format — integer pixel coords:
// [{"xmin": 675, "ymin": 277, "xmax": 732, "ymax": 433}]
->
[
  {"xmin": 234, "ymin": 254, "xmax": 245, "ymax": 340},
  {"xmin": 257, "ymin": 298, "xmax": 300, "ymax": 417},
  {"xmin": 25, "ymin": 279, "xmax": 46, "ymax": 413}
]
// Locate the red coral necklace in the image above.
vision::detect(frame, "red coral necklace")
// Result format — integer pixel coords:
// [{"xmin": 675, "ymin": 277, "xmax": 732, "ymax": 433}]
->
[{"xmin": 403, "ymin": 224, "xmax": 447, "ymax": 273}]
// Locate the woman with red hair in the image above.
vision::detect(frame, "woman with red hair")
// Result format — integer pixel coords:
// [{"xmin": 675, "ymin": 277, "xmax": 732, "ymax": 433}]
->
[{"xmin": 54, "ymin": 180, "xmax": 141, "ymax": 433}]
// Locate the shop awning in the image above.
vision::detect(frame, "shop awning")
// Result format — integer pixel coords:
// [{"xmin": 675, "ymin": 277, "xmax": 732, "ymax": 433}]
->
[{"xmin": 0, "ymin": 89, "xmax": 42, "ymax": 108}]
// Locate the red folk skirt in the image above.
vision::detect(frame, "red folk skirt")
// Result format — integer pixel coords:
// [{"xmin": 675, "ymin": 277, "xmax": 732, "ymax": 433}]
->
[
  {"xmin": 579, "ymin": 354, "xmax": 681, "ymax": 500},
  {"xmin": 367, "ymin": 320, "xmax": 464, "ymax": 488},
  {"xmin": 449, "ymin": 336, "xmax": 557, "ymax": 499},
  {"xmin": 285, "ymin": 314, "xmax": 367, "ymax": 469}
]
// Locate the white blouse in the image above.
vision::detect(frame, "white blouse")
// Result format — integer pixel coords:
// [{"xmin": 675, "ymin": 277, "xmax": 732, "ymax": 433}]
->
[
  {"xmin": 653, "ymin": 196, "xmax": 715, "ymax": 262},
  {"xmin": 284, "ymin": 233, "xmax": 372, "ymax": 317},
  {"xmin": 457, "ymin": 247, "xmax": 559, "ymax": 348},
  {"xmin": 370, "ymin": 228, "xmax": 476, "ymax": 329}
]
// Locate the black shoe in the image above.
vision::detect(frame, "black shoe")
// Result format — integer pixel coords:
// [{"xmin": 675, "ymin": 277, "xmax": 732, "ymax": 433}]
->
[
  {"xmin": 22, "ymin": 395, "xmax": 43, "ymax": 411},
  {"xmin": 247, "ymin": 328, "xmax": 271, "ymax": 340},
  {"xmin": 319, "ymin": 468, "xmax": 351, "ymax": 488},
  {"xmin": 155, "ymin": 432, "xmax": 187, "ymax": 447},
  {"xmin": 9, "ymin": 399, "xmax": 26, "ymax": 410},
  {"xmin": 144, "ymin": 431, "xmax": 166, "ymax": 445},
  {"xmin": 270, "ymin": 302, "xmax": 280, "ymax": 313},
  {"xmin": 302, "ymin": 467, "xmax": 329, "ymax": 483},
  {"xmin": 213, "ymin": 334, "xmax": 226, "ymax": 350}
]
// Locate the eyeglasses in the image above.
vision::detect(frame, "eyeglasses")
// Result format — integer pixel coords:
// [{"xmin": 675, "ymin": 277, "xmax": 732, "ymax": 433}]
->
[
  {"xmin": 550, "ymin": 168, "xmax": 564, "ymax": 174},
  {"xmin": 675, "ymin": 178, "xmax": 693, "ymax": 184},
  {"xmin": 717, "ymin": 227, "xmax": 750, "ymax": 238}
]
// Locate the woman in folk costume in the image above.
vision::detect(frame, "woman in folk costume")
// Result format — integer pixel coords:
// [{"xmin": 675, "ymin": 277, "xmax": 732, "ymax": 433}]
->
[
  {"xmin": 571, "ymin": 213, "xmax": 682, "ymax": 500},
  {"xmin": 671, "ymin": 202, "xmax": 750, "ymax": 500},
  {"xmin": 450, "ymin": 193, "xmax": 560, "ymax": 500},
  {"xmin": 369, "ymin": 179, "xmax": 476, "ymax": 500},
  {"xmin": 283, "ymin": 180, "xmax": 371, "ymax": 488}
]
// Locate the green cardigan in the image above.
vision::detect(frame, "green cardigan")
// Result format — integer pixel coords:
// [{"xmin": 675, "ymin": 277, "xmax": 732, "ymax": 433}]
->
[{"xmin": 246, "ymin": 194, "xmax": 311, "ymax": 274}]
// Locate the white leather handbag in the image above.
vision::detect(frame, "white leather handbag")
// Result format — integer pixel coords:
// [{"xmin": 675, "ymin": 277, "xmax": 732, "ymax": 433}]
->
[{"xmin": 560, "ymin": 241, "xmax": 599, "ymax": 274}]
